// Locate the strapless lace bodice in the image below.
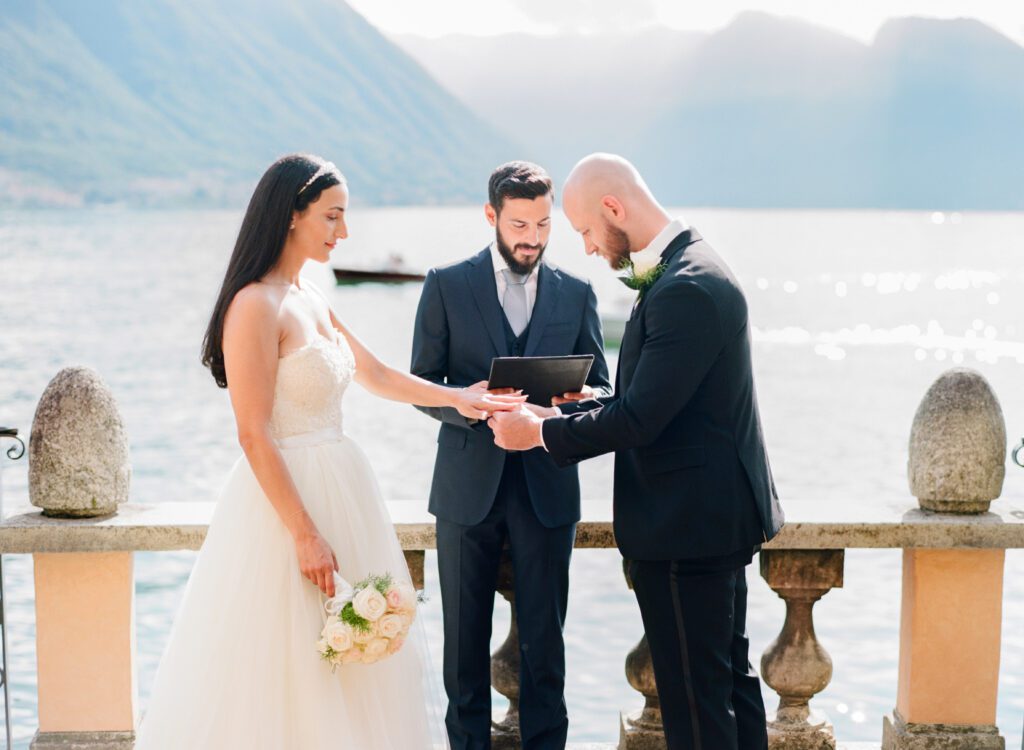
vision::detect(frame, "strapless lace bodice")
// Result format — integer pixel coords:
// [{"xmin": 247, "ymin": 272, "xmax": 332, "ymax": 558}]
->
[{"xmin": 270, "ymin": 336, "xmax": 356, "ymax": 440}]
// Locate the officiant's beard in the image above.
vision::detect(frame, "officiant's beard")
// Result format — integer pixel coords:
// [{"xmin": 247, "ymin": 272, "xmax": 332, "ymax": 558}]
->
[{"xmin": 496, "ymin": 231, "xmax": 546, "ymax": 276}]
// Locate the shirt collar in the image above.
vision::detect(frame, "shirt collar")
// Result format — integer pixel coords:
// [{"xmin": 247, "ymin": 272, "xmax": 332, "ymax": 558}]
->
[
  {"xmin": 489, "ymin": 242, "xmax": 539, "ymax": 280},
  {"xmin": 639, "ymin": 217, "xmax": 689, "ymax": 259}
]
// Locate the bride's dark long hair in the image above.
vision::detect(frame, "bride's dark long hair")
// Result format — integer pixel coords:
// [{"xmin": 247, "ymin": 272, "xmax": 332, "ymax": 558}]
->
[{"xmin": 201, "ymin": 154, "xmax": 344, "ymax": 388}]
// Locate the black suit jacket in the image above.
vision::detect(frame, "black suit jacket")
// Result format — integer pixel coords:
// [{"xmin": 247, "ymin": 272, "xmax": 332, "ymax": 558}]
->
[
  {"xmin": 412, "ymin": 247, "xmax": 612, "ymax": 528},
  {"xmin": 543, "ymin": 228, "xmax": 784, "ymax": 560}
]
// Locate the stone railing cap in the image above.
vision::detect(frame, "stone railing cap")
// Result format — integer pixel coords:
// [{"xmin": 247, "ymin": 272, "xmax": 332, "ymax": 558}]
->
[{"xmin": 1, "ymin": 496, "xmax": 1023, "ymax": 554}]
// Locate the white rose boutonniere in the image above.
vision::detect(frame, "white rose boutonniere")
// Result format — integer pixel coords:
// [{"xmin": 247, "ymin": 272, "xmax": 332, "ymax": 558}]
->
[{"xmin": 620, "ymin": 248, "xmax": 667, "ymax": 299}]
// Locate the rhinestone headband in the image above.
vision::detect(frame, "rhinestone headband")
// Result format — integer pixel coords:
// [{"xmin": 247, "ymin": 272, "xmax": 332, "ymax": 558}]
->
[{"xmin": 298, "ymin": 161, "xmax": 341, "ymax": 195}]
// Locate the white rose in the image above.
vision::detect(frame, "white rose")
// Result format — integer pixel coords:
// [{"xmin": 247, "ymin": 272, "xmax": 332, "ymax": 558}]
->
[
  {"xmin": 377, "ymin": 614, "xmax": 404, "ymax": 639},
  {"xmin": 630, "ymin": 248, "xmax": 661, "ymax": 275},
  {"xmin": 352, "ymin": 586, "xmax": 388, "ymax": 622},
  {"xmin": 315, "ymin": 637, "xmax": 330, "ymax": 656},
  {"xmin": 362, "ymin": 638, "xmax": 388, "ymax": 663},
  {"xmin": 323, "ymin": 621, "xmax": 353, "ymax": 653}
]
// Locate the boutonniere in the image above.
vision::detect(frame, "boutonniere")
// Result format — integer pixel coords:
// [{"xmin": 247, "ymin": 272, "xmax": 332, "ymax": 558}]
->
[{"xmin": 618, "ymin": 249, "xmax": 667, "ymax": 299}]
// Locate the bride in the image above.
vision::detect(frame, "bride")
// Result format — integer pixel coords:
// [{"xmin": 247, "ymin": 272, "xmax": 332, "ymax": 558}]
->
[{"xmin": 134, "ymin": 154, "xmax": 522, "ymax": 749}]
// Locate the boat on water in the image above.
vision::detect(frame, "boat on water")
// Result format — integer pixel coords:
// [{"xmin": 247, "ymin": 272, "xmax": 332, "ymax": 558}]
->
[
  {"xmin": 332, "ymin": 267, "xmax": 426, "ymax": 285},
  {"xmin": 332, "ymin": 253, "xmax": 425, "ymax": 285}
]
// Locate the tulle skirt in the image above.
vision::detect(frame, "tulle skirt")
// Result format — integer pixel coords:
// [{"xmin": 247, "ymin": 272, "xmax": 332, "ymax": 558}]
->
[{"xmin": 135, "ymin": 433, "xmax": 446, "ymax": 749}]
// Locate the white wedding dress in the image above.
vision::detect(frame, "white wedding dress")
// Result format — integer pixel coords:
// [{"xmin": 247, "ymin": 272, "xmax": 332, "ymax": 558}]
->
[{"xmin": 135, "ymin": 335, "xmax": 446, "ymax": 749}]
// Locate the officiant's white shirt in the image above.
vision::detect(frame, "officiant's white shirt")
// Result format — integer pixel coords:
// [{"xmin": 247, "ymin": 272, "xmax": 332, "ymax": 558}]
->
[{"xmin": 490, "ymin": 242, "xmax": 539, "ymax": 321}]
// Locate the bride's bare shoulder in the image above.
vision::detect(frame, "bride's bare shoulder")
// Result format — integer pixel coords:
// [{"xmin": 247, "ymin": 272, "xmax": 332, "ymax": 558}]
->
[{"xmin": 225, "ymin": 283, "xmax": 284, "ymax": 327}]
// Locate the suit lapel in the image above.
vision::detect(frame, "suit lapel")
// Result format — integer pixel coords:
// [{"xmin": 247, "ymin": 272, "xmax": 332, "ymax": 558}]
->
[
  {"xmin": 466, "ymin": 248, "xmax": 510, "ymax": 358},
  {"xmin": 523, "ymin": 263, "xmax": 561, "ymax": 357},
  {"xmin": 629, "ymin": 227, "xmax": 704, "ymax": 321},
  {"xmin": 620, "ymin": 227, "xmax": 704, "ymax": 385}
]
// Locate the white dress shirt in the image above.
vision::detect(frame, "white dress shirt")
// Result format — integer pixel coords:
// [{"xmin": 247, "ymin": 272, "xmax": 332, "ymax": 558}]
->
[
  {"xmin": 490, "ymin": 242, "xmax": 540, "ymax": 320},
  {"xmin": 636, "ymin": 217, "xmax": 689, "ymax": 258}
]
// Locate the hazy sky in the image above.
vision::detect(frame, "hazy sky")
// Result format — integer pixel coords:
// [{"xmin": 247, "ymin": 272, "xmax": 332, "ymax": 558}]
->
[{"xmin": 347, "ymin": 0, "xmax": 1024, "ymax": 44}]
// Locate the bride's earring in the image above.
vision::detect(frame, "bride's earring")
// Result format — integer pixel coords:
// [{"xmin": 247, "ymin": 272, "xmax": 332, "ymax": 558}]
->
[{"xmin": 290, "ymin": 222, "xmax": 295, "ymax": 230}]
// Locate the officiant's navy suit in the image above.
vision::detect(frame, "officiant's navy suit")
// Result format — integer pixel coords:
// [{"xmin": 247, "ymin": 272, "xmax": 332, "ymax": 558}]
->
[
  {"xmin": 544, "ymin": 227, "xmax": 785, "ymax": 750},
  {"xmin": 412, "ymin": 246, "xmax": 611, "ymax": 750}
]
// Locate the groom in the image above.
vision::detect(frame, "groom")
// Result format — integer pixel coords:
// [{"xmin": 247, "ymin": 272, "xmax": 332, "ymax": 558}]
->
[
  {"xmin": 491, "ymin": 154, "xmax": 785, "ymax": 750},
  {"xmin": 411, "ymin": 161, "xmax": 611, "ymax": 750}
]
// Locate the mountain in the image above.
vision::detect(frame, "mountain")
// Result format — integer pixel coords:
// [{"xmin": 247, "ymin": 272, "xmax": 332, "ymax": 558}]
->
[
  {"xmin": 397, "ymin": 28, "xmax": 704, "ymax": 173},
  {"xmin": 0, "ymin": 0, "xmax": 514, "ymax": 206},
  {"xmin": 398, "ymin": 13, "xmax": 1024, "ymax": 210}
]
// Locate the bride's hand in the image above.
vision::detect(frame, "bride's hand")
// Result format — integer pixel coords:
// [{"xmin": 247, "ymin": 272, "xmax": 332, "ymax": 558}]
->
[
  {"xmin": 453, "ymin": 383, "xmax": 527, "ymax": 420},
  {"xmin": 295, "ymin": 530, "xmax": 339, "ymax": 597}
]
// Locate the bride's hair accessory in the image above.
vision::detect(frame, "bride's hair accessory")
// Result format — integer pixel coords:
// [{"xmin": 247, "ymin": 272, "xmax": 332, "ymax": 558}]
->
[{"xmin": 298, "ymin": 161, "xmax": 344, "ymax": 195}]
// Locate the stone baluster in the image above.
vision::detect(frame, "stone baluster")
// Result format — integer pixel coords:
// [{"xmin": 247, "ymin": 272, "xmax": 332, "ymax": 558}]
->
[
  {"xmin": 491, "ymin": 550, "xmax": 520, "ymax": 749},
  {"xmin": 760, "ymin": 548, "xmax": 844, "ymax": 750},
  {"xmin": 403, "ymin": 549, "xmax": 425, "ymax": 590},
  {"xmin": 28, "ymin": 367, "xmax": 135, "ymax": 750},
  {"xmin": 619, "ymin": 559, "xmax": 665, "ymax": 750},
  {"xmin": 883, "ymin": 368, "xmax": 1007, "ymax": 749}
]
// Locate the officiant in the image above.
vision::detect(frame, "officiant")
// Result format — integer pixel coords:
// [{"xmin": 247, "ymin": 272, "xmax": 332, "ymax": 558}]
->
[{"xmin": 411, "ymin": 161, "xmax": 611, "ymax": 750}]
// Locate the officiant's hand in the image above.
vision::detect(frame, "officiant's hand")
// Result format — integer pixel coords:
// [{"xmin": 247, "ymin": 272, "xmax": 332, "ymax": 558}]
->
[
  {"xmin": 453, "ymin": 384, "xmax": 526, "ymax": 420},
  {"xmin": 552, "ymin": 384, "xmax": 595, "ymax": 406},
  {"xmin": 489, "ymin": 408, "xmax": 545, "ymax": 451},
  {"xmin": 466, "ymin": 380, "xmax": 519, "ymax": 396}
]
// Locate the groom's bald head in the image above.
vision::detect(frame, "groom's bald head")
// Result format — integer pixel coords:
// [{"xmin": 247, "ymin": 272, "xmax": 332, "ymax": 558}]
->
[
  {"xmin": 563, "ymin": 153, "xmax": 651, "ymax": 212},
  {"xmin": 562, "ymin": 153, "xmax": 663, "ymax": 269}
]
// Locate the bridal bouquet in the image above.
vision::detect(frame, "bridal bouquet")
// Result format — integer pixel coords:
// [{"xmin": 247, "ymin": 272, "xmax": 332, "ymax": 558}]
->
[{"xmin": 316, "ymin": 572, "xmax": 419, "ymax": 668}]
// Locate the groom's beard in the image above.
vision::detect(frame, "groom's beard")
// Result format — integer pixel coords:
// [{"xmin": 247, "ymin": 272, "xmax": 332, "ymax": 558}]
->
[
  {"xmin": 496, "ymin": 230, "xmax": 546, "ymax": 276},
  {"xmin": 604, "ymin": 220, "xmax": 633, "ymax": 270}
]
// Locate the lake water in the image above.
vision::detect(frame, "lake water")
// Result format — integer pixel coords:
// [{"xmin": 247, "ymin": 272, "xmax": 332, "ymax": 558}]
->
[{"xmin": 1, "ymin": 206, "xmax": 1022, "ymax": 747}]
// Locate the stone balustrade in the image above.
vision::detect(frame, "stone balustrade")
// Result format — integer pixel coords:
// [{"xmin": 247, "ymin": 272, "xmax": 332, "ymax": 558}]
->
[
  {"xmin": 0, "ymin": 496, "xmax": 1022, "ymax": 749},
  {"xmin": 5, "ymin": 364, "xmax": 1021, "ymax": 749}
]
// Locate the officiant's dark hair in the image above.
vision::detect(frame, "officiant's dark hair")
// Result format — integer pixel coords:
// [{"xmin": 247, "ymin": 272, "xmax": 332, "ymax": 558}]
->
[
  {"xmin": 488, "ymin": 161, "xmax": 553, "ymax": 214},
  {"xmin": 201, "ymin": 154, "xmax": 344, "ymax": 388}
]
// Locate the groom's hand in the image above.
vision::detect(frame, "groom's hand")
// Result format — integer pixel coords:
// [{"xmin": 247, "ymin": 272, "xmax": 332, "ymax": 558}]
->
[
  {"xmin": 524, "ymin": 402, "xmax": 559, "ymax": 419},
  {"xmin": 489, "ymin": 408, "xmax": 545, "ymax": 451}
]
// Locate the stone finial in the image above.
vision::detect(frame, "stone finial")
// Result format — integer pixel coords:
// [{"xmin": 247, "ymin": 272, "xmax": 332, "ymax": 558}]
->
[
  {"xmin": 29, "ymin": 367, "xmax": 130, "ymax": 517},
  {"xmin": 908, "ymin": 368, "xmax": 1005, "ymax": 514}
]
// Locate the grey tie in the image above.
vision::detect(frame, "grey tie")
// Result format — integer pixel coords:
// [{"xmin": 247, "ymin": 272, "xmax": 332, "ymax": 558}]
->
[{"xmin": 501, "ymin": 269, "xmax": 529, "ymax": 337}]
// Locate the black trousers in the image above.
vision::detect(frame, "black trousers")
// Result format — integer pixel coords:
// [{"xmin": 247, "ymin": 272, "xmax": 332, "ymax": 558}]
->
[
  {"xmin": 628, "ymin": 556, "xmax": 768, "ymax": 750},
  {"xmin": 436, "ymin": 455, "xmax": 576, "ymax": 750}
]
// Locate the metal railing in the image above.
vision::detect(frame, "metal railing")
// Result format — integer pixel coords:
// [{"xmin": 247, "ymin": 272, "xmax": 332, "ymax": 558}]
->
[{"xmin": 0, "ymin": 426, "xmax": 24, "ymax": 750}]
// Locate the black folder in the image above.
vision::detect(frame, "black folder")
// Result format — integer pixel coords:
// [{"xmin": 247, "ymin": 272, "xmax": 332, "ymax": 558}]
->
[{"xmin": 487, "ymin": 355, "xmax": 595, "ymax": 407}]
